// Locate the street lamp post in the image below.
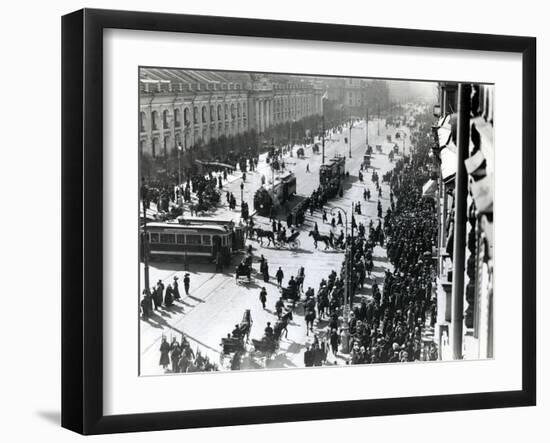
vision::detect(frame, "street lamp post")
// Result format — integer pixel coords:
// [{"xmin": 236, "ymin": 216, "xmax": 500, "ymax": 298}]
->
[
  {"xmin": 177, "ymin": 144, "xmax": 182, "ymax": 186},
  {"xmin": 240, "ymin": 181, "xmax": 244, "ymax": 205},
  {"xmin": 140, "ymin": 179, "xmax": 150, "ymax": 296},
  {"xmin": 330, "ymin": 205, "xmax": 353, "ymax": 353},
  {"xmin": 365, "ymin": 108, "xmax": 369, "ymax": 148},
  {"xmin": 377, "ymin": 102, "xmax": 380, "ymax": 136},
  {"xmin": 349, "ymin": 117, "xmax": 353, "ymax": 159},
  {"xmin": 322, "ymin": 112, "xmax": 326, "ymax": 165}
]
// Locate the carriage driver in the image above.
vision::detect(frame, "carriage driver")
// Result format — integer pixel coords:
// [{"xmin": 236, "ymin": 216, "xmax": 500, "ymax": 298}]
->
[
  {"xmin": 231, "ymin": 324, "xmax": 242, "ymax": 339},
  {"xmin": 287, "ymin": 276, "xmax": 297, "ymax": 293},
  {"xmin": 264, "ymin": 322, "xmax": 274, "ymax": 338}
]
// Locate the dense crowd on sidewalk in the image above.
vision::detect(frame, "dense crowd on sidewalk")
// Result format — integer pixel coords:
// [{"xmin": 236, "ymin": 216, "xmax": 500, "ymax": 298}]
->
[{"xmin": 296, "ymin": 118, "xmax": 440, "ymax": 366}]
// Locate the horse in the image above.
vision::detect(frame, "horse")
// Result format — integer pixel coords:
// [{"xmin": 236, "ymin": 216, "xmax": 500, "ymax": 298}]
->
[
  {"xmin": 309, "ymin": 230, "xmax": 332, "ymax": 250},
  {"xmin": 296, "ymin": 266, "xmax": 305, "ymax": 292},
  {"xmin": 254, "ymin": 228, "xmax": 275, "ymax": 246},
  {"xmin": 274, "ymin": 310, "xmax": 293, "ymax": 340},
  {"xmin": 305, "ymin": 309, "xmax": 316, "ymax": 336}
]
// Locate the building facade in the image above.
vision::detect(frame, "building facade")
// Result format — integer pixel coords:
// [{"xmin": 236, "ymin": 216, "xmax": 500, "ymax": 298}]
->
[
  {"xmin": 139, "ymin": 69, "xmax": 324, "ymax": 158},
  {"xmin": 431, "ymin": 82, "xmax": 495, "ymax": 361}
]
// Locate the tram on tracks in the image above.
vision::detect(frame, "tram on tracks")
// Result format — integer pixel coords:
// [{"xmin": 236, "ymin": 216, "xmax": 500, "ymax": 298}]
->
[
  {"xmin": 319, "ymin": 155, "xmax": 346, "ymax": 187},
  {"xmin": 254, "ymin": 172, "xmax": 297, "ymax": 216},
  {"xmin": 141, "ymin": 218, "xmax": 245, "ymax": 263}
]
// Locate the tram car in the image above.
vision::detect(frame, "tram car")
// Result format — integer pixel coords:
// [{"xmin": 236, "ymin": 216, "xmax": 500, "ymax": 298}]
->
[
  {"xmin": 319, "ymin": 155, "xmax": 346, "ymax": 187},
  {"xmin": 142, "ymin": 220, "xmax": 241, "ymax": 263},
  {"xmin": 254, "ymin": 172, "xmax": 297, "ymax": 215}
]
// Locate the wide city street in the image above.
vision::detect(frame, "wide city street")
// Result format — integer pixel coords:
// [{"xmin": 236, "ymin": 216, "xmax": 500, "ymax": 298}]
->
[{"xmin": 139, "ymin": 118, "xmax": 422, "ymax": 375}]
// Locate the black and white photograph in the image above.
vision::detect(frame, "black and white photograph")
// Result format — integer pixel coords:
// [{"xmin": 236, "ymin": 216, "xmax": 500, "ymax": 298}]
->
[{"xmin": 138, "ymin": 68, "xmax": 495, "ymax": 376}]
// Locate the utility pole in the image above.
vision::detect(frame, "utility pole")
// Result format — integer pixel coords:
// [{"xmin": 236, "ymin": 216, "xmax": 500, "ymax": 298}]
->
[
  {"xmin": 377, "ymin": 102, "xmax": 380, "ymax": 136},
  {"xmin": 349, "ymin": 116, "xmax": 352, "ymax": 158},
  {"xmin": 140, "ymin": 179, "xmax": 150, "ymax": 296},
  {"xmin": 322, "ymin": 113, "xmax": 325, "ymax": 164},
  {"xmin": 451, "ymin": 83, "xmax": 471, "ymax": 360},
  {"xmin": 366, "ymin": 108, "xmax": 369, "ymax": 147}
]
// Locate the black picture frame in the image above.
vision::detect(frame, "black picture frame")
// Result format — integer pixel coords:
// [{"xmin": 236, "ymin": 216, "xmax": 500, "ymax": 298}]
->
[{"xmin": 62, "ymin": 8, "xmax": 536, "ymax": 435}]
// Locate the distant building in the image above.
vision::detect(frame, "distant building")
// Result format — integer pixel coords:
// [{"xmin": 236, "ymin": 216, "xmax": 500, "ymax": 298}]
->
[
  {"xmin": 325, "ymin": 78, "xmax": 390, "ymax": 115},
  {"xmin": 139, "ymin": 69, "xmax": 324, "ymax": 158}
]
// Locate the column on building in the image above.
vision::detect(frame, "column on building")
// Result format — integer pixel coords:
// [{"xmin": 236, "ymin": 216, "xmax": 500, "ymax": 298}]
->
[{"xmin": 255, "ymin": 100, "xmax": 260, "ymax": 132}]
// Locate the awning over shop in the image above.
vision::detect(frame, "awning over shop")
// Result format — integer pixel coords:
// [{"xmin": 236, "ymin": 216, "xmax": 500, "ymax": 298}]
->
[
  {"xmin": 470, "ymin": 174, "xmax": 494, "ymax": 214},
  {"xmin": 440, "ymin": 141, "xmax": 457, "ymax": 183},
  {"xmin": 422, "ymin": 179, "xmax": 438, "ymax": 199},
  {"xmin": 464, "ymin": 150, "xmax": 486, "ymax": 177},
  {"xmin": 436, "ymin": 114, "xmax": 453, "ymax": 148},
  {"xmin": 471, "ymin": 116, "xmax": 495, "ymax": 176}
]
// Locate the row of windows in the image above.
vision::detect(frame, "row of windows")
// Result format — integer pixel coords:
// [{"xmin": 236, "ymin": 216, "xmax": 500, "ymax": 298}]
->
[
  {"xmin": 141, "ymin": 96, "xmax": 318, "ymax": 132},
  {"xmin": 149, "ymin": 233, "xmax": 228, "ymax": 246},
  {"xmin": 141, "ymin": 104, "xmax": 248, "ymax": 133}
]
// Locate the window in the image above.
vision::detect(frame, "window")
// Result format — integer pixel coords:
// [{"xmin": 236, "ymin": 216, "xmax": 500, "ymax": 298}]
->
[
  {"xmin": 218, "ymin": 104, "xmax": 222, "ymax": 121},
  {"xmin": 184, "ymin": 108, "xmax": 190, "ymax": 126},
  {"xmin": 151, "ymin": 111, "xmax": 159, "ymax": 130},
  {"xmin": 163, "ymin": 110, "xmax": 169, "ymax": 129},
  {"xmin": 210, "ymin": 105, "xmax": 215, "ymax": 122},
  {"xmin": 174, "ymin": 109, "xmax": 181, "ymax": 127},
  {"xmin": 193, "ymin": 107, "xmax": 198, "ymax": 124},
  {"xmin": 202, "ymin": 106, "xmax": 207, "ymax": 123},
  {"xmin": 152, "ymin": 138, "xmax": 159, "ymax": 158},
  {"xmin": 150, "ymin": 233, "xmax": 159, "ymax": 243},
  {"xmin": 202, "ymin": 235, "xmax": 211, "ymax": 245},
  {"xmin": 186, "ymin": 235, "xmax": 201, "ymax": 245},
  {"xmin": 140, "ymin": 112, "xmax": 146, "ymax": 132},
  {"xmin": 160, "ymin": 233, "xmax": 175, "ymax": 244},
  {"xmin": 176, "ymin": 234, "xmax": 186, "ymax": 244}
]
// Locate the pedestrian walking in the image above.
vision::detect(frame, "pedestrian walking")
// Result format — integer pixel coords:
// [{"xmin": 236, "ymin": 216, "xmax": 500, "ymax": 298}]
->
[
  {"xmin": 259, "ymin": 287, "xmax": 267, "ymax": 309},
  {"xmin": 337, "ymin": 212, "xmax": 343, "ymax": 226},
  {"xmin": 276, "ymin": 267, "xmax": 284, "ymax": 287},
  {"xmin": 306, "ymin": 163, "xmax": 310, "ymax": 173},
  {"xmin": 322, "ymin": 210, "xmax": 328, "ymax": 223},
  {"xmin": 164, "ymin": 284, "xmax": 174, "ymax": 307},
  {"xmin": 159, "ymin": 336, "xmax": 170, "ymax": 369},
  {"xmin": 183, "ymin": 273, "xmax": 190, "ymax": 295},
  {"xmin": 172, "ymin": 276, "xmax": 180, "ymax": 300}
]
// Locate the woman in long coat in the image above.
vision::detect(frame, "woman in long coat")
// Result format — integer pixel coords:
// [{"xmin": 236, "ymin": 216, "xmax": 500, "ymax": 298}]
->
[
  {"xmin": 172, "ymin": 276, "xmax": 180, "ymax": 300},
  {"xmin": 159, "ymin": 337, "xmax": 170, "ymax": 369}
]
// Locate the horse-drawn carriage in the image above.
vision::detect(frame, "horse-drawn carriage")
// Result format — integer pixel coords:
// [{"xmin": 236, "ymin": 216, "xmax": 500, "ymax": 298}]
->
[
  {"xmin": 296, "ymin": 147, "xmax": 305, "ymax": 158},
  {"xmin": 220, "ymin": 310, "xmax": 253, "ymax": 357},
  {"xmin": 276, "ymin": 230, "xmax": 300, "ymax": 249},
  {"xmin": 363, "ymin": 154, "xmax": 371, "ymax": 169},
  {"xmin": 251, "ymin": 310, "xmax": 293, "ymax": 357},
  {"xmin": 312, "ymin": 143, "xmax": 320, "ymax": 155},
  {"xmin": 235, "ymin": 255, "xmax": 253, "ymax": 281}
]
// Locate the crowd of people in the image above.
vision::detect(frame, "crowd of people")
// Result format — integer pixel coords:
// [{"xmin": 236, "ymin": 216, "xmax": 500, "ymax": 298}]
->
[
  {"xmin": 159, "ymin": 334, "xmax": 219, "ymax": 373},
  {"xmin": 291, "ymin": 116, "xmax": 440, "ymax": 366}
]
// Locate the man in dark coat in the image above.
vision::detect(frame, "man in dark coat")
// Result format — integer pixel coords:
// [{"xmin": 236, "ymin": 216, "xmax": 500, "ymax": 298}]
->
[
  {"xmin": 153, "ymin": 281, "xmax": 164, "ymax": 310},
  {"xmin": 330, "ymin": 329, "xmax": 340, "ymax": 356},
  {"xmin": 304, "ymin": 345, "xmax": 314, "ymax": 367},
  {"xmin": 276, "ymin": 267, "xmax": 284, "ymax": 287},
  {"xmin": 259, "ymin": 287, "xmax": 267, "ymax": 309},
  {"xmin": 141, "ymin": 290, "xmax": 153, "ymax": 319},
  {"xmin": 183, "ymin": 273, "xmax": 190, "ymax": 295}
]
